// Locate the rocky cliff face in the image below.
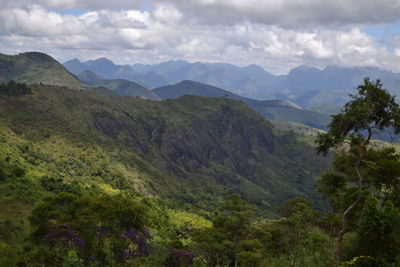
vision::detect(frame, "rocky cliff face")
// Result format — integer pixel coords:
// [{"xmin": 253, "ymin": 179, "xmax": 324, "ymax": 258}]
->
[{"xmin": 91, "ymin": 97, "xmax": 276, "ymax": 185}]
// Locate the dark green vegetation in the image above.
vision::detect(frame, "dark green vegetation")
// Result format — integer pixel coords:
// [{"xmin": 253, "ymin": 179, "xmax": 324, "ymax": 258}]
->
[
  {"xmin": 0, "ymin": 80, "xmax": 32, "ymax": 96},
  {"xmin": 155, "ymin": 80, "xmax": 331, "ymax": 129},
  {"xmin": 78, "ymin": 70, "xmax": 160, "ymax": 100},
  {"xmin": 0, "ymin": 52, "xmax": 86, "ymax": 90}
]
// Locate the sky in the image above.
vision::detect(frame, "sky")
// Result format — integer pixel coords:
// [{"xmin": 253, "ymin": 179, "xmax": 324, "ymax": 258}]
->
[{"xmin": 0, "ymin": 0, "xmax": 400, "ymax": 74}]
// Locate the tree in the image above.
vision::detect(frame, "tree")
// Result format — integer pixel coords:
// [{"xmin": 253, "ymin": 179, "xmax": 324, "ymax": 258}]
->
[
  {"xmin": 29, "ymin": 193, "xmax": 151, "ymax": 266},
  {"xmin": 315, "ymin": 78, "xmax": 400, "ymax": 265},
  {"xmin": 191, "ymin": 195, "xmax": 257, "ymax": 267},
  {"xmin": 0, "ymin": 80, "xmax": 31, "ymax": 95}
]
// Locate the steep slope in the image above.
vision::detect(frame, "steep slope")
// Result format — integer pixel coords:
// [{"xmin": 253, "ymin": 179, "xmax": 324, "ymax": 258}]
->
[
  {"xmin": 154, "ymin": 80, "xmax": 330, "ymax": 129},
  {"xmin": 78, "ymin": 70, "xmax": 160, "ymax": 100},
  {"xmin": 0, "ymin": 52, "xmax": 85, "ymax": 89},
  {"xmin": 0, "ymin": 83, "xmax": 330, "ymax": 212}
]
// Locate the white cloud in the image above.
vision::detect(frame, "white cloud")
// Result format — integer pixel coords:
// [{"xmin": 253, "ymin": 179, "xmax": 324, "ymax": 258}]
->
[
  {"xmin": 154, "ymin": 0, "xmax": 400, "ymax": 28},
  {"xmin": 1, "ymin": 0, "xmax": 143, "ymax": 10},
  {"xmin": 0, "ymin": 1, "xmax": 400, "ymax": 74},
  {"xmin": 153, "ymin": 4, "xmax": 182, "ymax": 24},
  {"xmin": 0, "ymin": 5, "xmax": 85, "ymax": 36}
]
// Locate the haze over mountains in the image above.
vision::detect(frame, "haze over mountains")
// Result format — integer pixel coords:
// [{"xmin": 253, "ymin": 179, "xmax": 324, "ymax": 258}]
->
[{"xmin": 64, "ymin": 57, "xmax": 400, "ymax": 114}]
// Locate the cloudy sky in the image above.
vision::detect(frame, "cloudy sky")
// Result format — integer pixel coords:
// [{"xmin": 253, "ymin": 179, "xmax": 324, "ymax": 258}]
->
[{"xmin": 1, "ymin": 0, "xmax": 400, "ymax": 74}]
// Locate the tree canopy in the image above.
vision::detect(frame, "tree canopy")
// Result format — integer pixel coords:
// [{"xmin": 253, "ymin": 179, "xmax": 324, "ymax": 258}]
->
[{"xmin": 316, "ymin": 78, "xmax": 400, "ymax": 265}]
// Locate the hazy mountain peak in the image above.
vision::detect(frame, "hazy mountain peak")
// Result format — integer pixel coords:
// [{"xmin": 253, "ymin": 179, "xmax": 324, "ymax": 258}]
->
[
  {"xmin": 243, "ymin": 64, "xmax": 265, "ymax": 71},
  {"xmin": 64, "ymin": 58, "xmax": 81, "ymax": 64},
  {"xmin": 85, "ymin": 57, "xmax": 115, "ymax": 66}
]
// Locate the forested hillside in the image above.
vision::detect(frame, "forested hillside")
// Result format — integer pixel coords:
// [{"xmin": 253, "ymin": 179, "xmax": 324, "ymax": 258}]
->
[{"xmin": 0, "ymin": 80, "xmax": 333, "ymax": 266}]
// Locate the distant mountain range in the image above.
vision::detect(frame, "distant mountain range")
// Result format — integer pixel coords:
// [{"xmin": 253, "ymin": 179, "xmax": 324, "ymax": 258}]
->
[{"xmin": 64, "ymin": 58, "xmax": 400, "ymax": 114}]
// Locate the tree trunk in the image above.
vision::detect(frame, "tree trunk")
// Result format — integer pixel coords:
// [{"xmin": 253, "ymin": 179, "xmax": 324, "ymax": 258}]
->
[
  {"xmin": 334, "ymin": 147, "xmax": 364, "ymax": 265},
  {"xmin": 290, "ymin": 254, "xmax": 296, "ymax": 267}
]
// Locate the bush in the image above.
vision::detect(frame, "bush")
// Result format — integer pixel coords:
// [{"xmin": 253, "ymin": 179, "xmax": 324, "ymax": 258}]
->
[{"xmin": 0, "ymin": 80, "xmax": 31, "ymax": 96}]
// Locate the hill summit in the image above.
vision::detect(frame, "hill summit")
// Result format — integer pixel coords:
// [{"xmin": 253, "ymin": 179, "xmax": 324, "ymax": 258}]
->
[{"xmin": 0, "ymin": 52, "xmax": 85, "ymax": 90}]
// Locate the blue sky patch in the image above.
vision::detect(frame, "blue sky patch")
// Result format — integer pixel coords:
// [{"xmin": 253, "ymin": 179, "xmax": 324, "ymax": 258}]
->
[{"xmin": 57, "ymin": 9, "xmax": 87, "ymax": 16}]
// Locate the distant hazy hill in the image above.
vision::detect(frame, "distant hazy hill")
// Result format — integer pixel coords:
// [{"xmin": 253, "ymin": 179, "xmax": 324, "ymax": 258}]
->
[
  {"xmin": 64, "ymin": 58, "xmax": 159, "ymax": 88},
  {"xmin": 154, "ymin": 80, "xmax": 330, "ymax": 129},
  {"xmin": 78, "ymin": 70, "xmax": 160, "ymax": 100},
  {"xmin": 0, "ymin": 52, "xmax": 85, "ymax": 89},
  {"xmin": 269, "ymin": 65, "xmax": 400, "ymax": 113}
]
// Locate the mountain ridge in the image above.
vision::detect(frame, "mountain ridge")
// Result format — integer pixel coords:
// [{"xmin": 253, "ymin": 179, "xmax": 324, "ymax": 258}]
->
[
  {"xmin": 78, "ymin": 70, "xmax": 160, "ymax": 100},
  {"xmin": 154, "ymin": 80, "xmax": 330, "ymax": 129}
]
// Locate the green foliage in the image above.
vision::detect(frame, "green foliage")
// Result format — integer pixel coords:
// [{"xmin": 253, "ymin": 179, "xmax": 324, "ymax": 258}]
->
[
  {"xmin": 190, "ymin": 196, "xmax": 334, "ymax": 267},
  {"xmin": 63, "ymin": 250, "xmax": 84, "ymax": 267},
  {"xmin": 316, "ymin": 78, "xmax": 400, "ymax": 155},
  {"xmin": 191, "ymin": 195, "xmax": 256, "ymax": 266},
  {"xmin": 355, "ymin": 198, "xmax": 400, "ymax": 264},
  {"xmin": 0, "ymin": 155, "xmax": 25, "ymax": 182},
  {"xmin": 0, "ymin": 80, "xmax": 31, "ymax": 96},
  {"xmin": 28, "ymin": 193, "xmax": 150, "ymax": 266},
  {"xmin": 339, "ymin": 256, "xmax": 378, "ymax": 267}
]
